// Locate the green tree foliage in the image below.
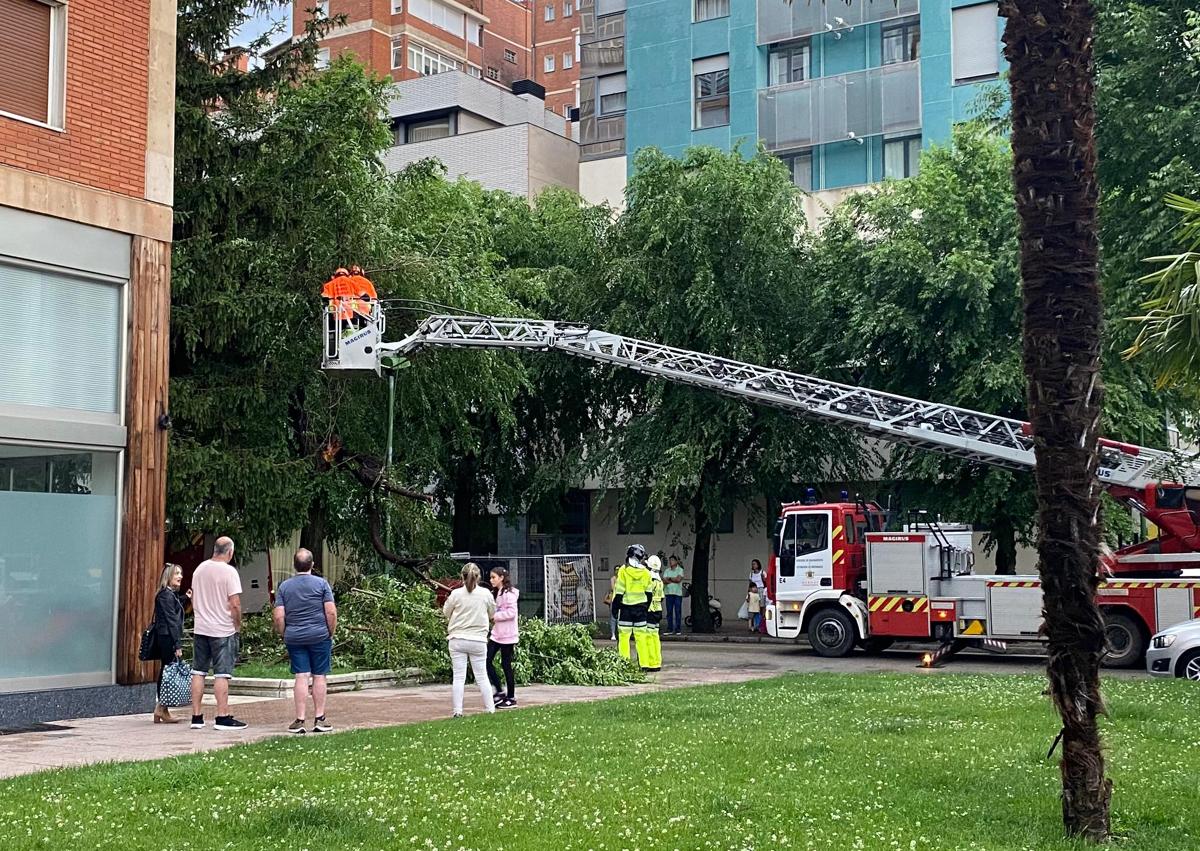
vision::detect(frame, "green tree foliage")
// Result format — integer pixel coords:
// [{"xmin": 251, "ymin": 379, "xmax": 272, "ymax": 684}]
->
[{"xmin": 578, "ymin": 147, "xmax": 859, "ymax": 629}]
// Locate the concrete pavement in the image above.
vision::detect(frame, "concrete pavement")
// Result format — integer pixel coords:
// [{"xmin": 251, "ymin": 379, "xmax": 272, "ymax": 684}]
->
[{"xmin": 0, "ymin": 641, "xmax": 1146, "ymax": 781}]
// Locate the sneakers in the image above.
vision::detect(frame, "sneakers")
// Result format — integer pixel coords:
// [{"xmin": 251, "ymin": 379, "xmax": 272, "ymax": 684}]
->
[
  {"xmin": 287, "ymin": 719, "xmax": 307, "ymax": 734},
  {"xmin": 312, "ymin": 716, "xmax": 332, "ymax": 733},
  {"xmin": 190, "ymin": 714, "xmax": 205, "ymax": 729},
  {"xmin": 497, "ymin": 697, "xmax": 517, "ymax": 709},
  {"xmin": 452, "ymin": 712, "xmax": 463, "ymax": 719},
  {"xmin": 213, "ymin": 715, "xmax": 248, "ymax": 731}
]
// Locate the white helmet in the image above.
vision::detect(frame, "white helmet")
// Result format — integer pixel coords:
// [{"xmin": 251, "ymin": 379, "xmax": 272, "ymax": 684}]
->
[{"xmin": 647, "ymin": 554, "xmax": 662, "ymax": 577}]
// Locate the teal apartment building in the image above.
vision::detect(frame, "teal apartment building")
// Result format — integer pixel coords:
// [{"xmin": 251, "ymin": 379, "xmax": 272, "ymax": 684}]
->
[{"xmin": 576, "ymin": 0, "xmax": 1006, "ymax": 208}]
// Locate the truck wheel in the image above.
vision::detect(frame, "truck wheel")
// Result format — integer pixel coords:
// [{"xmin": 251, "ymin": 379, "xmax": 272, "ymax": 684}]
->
[
  {"xmin": 807, "ymin": 608, "xmax": 857, "ymax": 658},
  {"xmin": 1177, "ymin": 649, "xmax": 1200, "ymax": 681},
  {"xmin": 860, "ymin": 637, "xmax": 894, "ymax": 655},
  {"xmin": 1101, "ymin": 611, "xmax": 1145, "ymax": 669}
]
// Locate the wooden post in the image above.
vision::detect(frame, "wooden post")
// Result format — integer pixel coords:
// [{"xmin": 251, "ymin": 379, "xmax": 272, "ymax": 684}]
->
[{"xmin": 116, "ymin": 235, "xmax": 171, "ymax": 685}]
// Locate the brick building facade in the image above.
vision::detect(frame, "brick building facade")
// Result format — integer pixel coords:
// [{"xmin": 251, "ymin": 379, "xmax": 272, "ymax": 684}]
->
[{"xmin": 1, "ymin": 0, "xmax": 176, "ymax": 722}]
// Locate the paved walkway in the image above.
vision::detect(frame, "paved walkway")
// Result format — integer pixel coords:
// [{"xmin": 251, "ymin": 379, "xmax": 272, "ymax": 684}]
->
[{"xmin": 0, "ymin": 660, "xmax": 764, "ymax": 781}]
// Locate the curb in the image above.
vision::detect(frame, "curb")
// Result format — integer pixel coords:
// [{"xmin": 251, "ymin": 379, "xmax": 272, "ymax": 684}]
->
[{"xmin": 206, "ymin": 668, "xmax": 426, "ymax": 698}]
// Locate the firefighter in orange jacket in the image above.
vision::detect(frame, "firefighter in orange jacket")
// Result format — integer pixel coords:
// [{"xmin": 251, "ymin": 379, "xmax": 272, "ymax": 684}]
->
[{"xmin": 322, "ymin": 267, "xmax": 378, "ymax": 327}]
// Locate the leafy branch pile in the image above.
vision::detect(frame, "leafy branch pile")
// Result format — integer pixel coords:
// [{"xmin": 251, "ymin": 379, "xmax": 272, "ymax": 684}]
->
[{"xmin": 238, "ymin": 576, "xmax": 643, "ymax": 686}]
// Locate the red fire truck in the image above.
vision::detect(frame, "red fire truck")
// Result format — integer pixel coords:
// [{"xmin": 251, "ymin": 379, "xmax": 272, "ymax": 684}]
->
[{"xmin": 321, "ymin": 306, "xmax": 1200, "ymax": 667}]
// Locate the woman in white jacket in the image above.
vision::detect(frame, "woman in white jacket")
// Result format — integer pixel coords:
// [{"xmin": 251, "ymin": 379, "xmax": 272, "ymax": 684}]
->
[{"xmin": 442, "ymin": 562, "xmax": 497, "ymax": 718}]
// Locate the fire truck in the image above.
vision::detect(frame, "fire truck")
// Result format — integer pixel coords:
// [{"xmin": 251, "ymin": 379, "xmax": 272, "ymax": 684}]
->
[{"xmin": 321, "ymin": 304, "xmax": 1200, "ymax": 667}]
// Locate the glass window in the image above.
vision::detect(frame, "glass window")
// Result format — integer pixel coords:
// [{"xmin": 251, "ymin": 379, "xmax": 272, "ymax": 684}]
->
[
  {"xmin": 468, "ymin": 23, "xmax": 482, "ymax": 45},
  {"xmin": 466, "ymin": 64, "xmax": 481, "ymax": 78},
  {"xmin": 544, "ymin": 54, "xmax": 555, "ymax": 73},
  {"xmin": 315, "ymin": 48, "xmax": 330, "ymax": 69},
  {"xmin": 487, "ymin": 66, "xmax": 500, "ymax": 79},
  {"xmin": 0, "ymin": 262, "xmax": 123, "ymax": 415},
  {"xmin": 884, "ymin": 135, "xmax": 921, "ymax": 178},
  {"xmin": 715, "ymin": 506, "xmax": 734, "ymax": 535},
  {"xmin": 405, "ymin": 115, "xmax": 454, "ymax": 142},
  {"xmin": 882, "ymin": 18, "xmax": 920, "ymax": 66},
  {"xmin": 563, "ymin": 0, "xmax": 573, "ymax": 16},
  {"xmin": 618, "ymin": 489, "xmax": 655, "ymax": 535},
  {"xmin": 598, "ymin": 72, "xmax": 626, "ymax": 115},
  {"xmin": 563, "ymin": 52, "xmax": 573, "ymax": 69},
  {"xmin": 545, "ymin": 4, "xmax": 555, "ymax": 21},
  {"xmin": 317, "ymin": 0, "xmax": 329, "ymax": 15},
  {"xmin": 0, "ymin": 446, "xmax": 119, "ymax": 690},
  {"xmin": 391, "ymin": 0, "xmax": 402, "ymax": 12},
  {"xmin": 408, "ymin": 43, "xmax": 460, "ymax": 75},
  {"xmin": 693, "ymin": 55, "xmax": 729, "ymax": 129},
  {"xmin": 780, "ymin": 149, "xmax": 813, "ymax": 191},
  {"xmin": 952, "ymin": 2, "xmax": 1000, "ymax": 83},
  {"xmin": 768, "ymin": 41, "xmax": 810, "ymax": 85},
  {"xmin": 408, "ymin": 0, "xmax": 466, "ymax": 37},
  {"xmin": 694, "ymin": 0, "xmax": 728, "ymax": 22},
  {"xmin": 504, "ymin": 49, "xmax": 517, "ymax": 63}
]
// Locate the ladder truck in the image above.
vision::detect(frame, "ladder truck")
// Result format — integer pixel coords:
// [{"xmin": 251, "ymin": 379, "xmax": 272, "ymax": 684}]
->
[{"xmin": 322, "ymin": 302, "xmax": 1200, "ymax": 667}]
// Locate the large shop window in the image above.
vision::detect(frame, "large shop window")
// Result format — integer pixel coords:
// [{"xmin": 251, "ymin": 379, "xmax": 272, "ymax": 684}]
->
[
  {"xmin": 0, "ymin": 446, "xmax": 119, "ymax": 690},
  {"xmin": 0, "ymin": 262, "xmax": 122, "ymax": 415}
]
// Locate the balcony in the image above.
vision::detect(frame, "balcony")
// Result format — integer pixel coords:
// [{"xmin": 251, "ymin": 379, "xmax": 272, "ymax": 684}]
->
[
  {"xmin": 758, "ymin": 61, "xmax": 921, "ymax": 151},
  {"xmin": 758, "ymin": 0, "xmax": 919, "ymax": 44}
]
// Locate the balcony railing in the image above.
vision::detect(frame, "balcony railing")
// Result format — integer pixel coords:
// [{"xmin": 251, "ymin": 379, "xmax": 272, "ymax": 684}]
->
[
  {"xmin": 758, "ymin": 61, "xmax": 921, "ymax": 151},
  {"xmin": 758, "ymin": 0, "xmax": 919, "ymax": 44}
]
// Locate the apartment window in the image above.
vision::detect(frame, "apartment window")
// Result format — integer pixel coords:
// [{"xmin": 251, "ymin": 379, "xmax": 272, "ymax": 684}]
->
[
  {"xmin": 391, "ymin": 0, "xmax": 402, "ymax": 12},
  {"xmin": 315, "ymin": 48, "xmax": 331, "ymax": 70},
  {"xmin": 563, "ymin": 0, "xmax": 573, "ymax": 17},
  {"xmin": 693, "ymin": 54, "xmax": 730, "ymax": 129},
  {"xmin": 487, "ymin": 66, "xmax": 501, "ymax": 80},
  {"xmin": 882, "ymin": 18, "xmax": 920, "ymax": 65},
  {"xmin": 598, "ymin": 72, "xmax": 626, "ymax": 115},
  {"xmin": 468, "ymin": 23, "xmax": 482, "ymax": 45},
  {"xmin": 780, "ymin": 150, "xmax": 813, "ymax": 191},
  {"xmin": 404, "ymin": 114, "xmax": 455, "ymax": 143},
  {"xmin": 409, "ymin": 0, "xmax": 465, "ymax": 38},
  {"xmin": 884, "ymin": 136, "xmax": 921, "ymax": 179},
  {"xmin": 618, "ymin": 490, "xmax": 655, "ymax": 536},
  {"xmin": 952, "ymin": 2, "xmax": 1000, "ymax": 83},
  {"xmin": 694, "ymin": 0, "xmax": 728, "ymax": 22},
  {"xmin": 504, "ymin": 49, "xmax": 517, "ymax": 63},
  {"xmin": 407, "ymin": 42, "xmax": 461, "ymax": 75},
  {"xmin": 768, "ymin": 41, "xmax": 810, "ymax": 85},
  {"xmin": 715, "ymin": 506, "xmax": 735, "ymax": 535},
  {"xmin": 0, "ymin": 0, "xmax": 67, "ymax": 128},
  {"xmin": 563, "ymin": 52, "xmax": 574, "ymax": 69},
  {"xmin": 545, "ymin": 4, "xmax": 555, "ymax": 21},
  {"xmin": 544, "ymin": 54, "xmax": 555, "ymax": 73},
  {"xmin": 467, "ymin": 64, "xmax": 482, "ymax": 78},
  {"xmin": 317, "ymin": 0, "xmax": 329, "ymax": 15}
]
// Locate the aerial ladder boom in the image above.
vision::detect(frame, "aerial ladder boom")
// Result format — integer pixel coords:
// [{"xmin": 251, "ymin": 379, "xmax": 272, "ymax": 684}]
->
[{"xmin": 323, "ymin": 309, "xmax": 1200, "ymax": 571}]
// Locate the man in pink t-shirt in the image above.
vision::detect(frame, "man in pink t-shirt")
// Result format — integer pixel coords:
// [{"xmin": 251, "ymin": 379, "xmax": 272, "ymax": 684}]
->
[{"xmin": 188, "ymin": 536, "xmax": 247, "ymax": 731}]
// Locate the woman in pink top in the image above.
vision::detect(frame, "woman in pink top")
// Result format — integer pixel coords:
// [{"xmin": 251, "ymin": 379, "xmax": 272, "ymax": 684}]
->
[{"xmin": 487, "ymin": 566, "xmax": 520, "ymax": 708}]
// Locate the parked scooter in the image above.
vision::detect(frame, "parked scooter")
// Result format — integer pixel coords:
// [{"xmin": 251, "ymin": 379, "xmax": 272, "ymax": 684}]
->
[{"xmin": 681, "ymin": 581, "xmax": 723, "ymax": 629}]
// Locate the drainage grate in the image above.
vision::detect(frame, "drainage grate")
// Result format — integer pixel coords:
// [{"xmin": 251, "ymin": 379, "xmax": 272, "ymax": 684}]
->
[{"xmin": 0, "ymin": 722, "xmax": 74, "ymax": 736}]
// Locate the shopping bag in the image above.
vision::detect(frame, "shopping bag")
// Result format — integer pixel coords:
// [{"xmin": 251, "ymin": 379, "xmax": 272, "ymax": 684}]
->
[
  {"xmin": 737, "ymin": 601, "xmax": 749, "ymax": 620},
  {"xmin": 158, "ymin": 659, "xmax": 193, "ymax": 707}
]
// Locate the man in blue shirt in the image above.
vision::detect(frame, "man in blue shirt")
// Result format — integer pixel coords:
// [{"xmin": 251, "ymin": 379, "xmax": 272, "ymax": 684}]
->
[{"xmin": 273, "ymin": 548, "xmax": 337, "ymax": 734}]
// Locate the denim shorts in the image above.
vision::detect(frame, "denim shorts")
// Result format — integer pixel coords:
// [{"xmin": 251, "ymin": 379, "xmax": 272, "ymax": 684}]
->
[
  {"xmin": 287, "ymin": 638, "xmax": 333, "ymax": 676},
  {"xmin": 193, "ymin": 634, "xmax": 238, "ymax": 678}
]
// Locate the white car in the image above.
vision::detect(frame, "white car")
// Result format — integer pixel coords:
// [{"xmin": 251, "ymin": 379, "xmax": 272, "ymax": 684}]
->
[{"xmin": 1146, "ymin": 618, "xmax": 1200, "ymax": 681}]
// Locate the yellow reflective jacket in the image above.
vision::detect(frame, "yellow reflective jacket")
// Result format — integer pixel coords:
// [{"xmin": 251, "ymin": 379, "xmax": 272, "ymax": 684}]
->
[
  {"xmin": 614, "ymin": 563, "xmax": 652, "ymax": 606},
  {"xmin": 648, "ymin": 577, "xmax": 664, "ymax": 612}
]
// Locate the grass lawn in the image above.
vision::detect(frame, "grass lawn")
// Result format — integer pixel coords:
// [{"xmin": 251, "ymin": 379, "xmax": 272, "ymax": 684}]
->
[{"xmin": 1, "ymin": 673, "xmax": 1196, "ymax": 850}]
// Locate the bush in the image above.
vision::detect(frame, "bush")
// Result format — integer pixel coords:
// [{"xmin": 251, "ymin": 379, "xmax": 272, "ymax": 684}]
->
[{"xmin": 238, "ymin": 576, "xmax": 643, "ymax": 686}]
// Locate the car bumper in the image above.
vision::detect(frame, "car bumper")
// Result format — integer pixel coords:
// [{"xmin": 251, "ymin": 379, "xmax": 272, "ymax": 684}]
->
[{"xmin": 1145, "ymin": 645, "xmax": 1176, "ymax": 677}]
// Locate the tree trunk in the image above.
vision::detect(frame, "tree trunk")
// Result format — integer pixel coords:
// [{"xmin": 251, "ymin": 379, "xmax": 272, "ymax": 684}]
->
[
  {"xmin": 688, "ymin": 455, "xmax": 722, "ymax": 634},
  {"xmin": 1001, "ymin": 0, "xmax": 1112, "ymax": 839},
  {"xmin": 992, "ymin": 516, "xmax": 1017, "ymax": 575},
  {"xmin": 299, "ymin": 499, "xmax": 326, "ymax": 572}
]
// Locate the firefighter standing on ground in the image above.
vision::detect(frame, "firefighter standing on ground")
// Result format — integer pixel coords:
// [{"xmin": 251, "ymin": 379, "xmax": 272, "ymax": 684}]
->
[
  {"xmin": 643, "ymin": 555, "xmax": 665, "ymax": 672},
  {"xmin": 612, "ymin": 544, "xmax": 653, "ymax": 668}
]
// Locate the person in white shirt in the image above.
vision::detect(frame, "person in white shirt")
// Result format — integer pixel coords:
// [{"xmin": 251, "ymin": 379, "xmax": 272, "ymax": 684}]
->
[{"xmin": 442, "ymin": 562, "xmax": 497, "ymax": 718}]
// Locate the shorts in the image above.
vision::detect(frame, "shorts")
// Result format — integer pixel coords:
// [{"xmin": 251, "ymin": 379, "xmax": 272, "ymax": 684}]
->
[
  {"xmin": 287, "ymin": 639, "xmax": 333, "ymax": 676},
  {"xmin": 193, "ymin": 634, "xmax": 238, "ymax": 678},
  {"xmin": 646, "ymin": 611, "xmax": 662, "ymax": 626}
]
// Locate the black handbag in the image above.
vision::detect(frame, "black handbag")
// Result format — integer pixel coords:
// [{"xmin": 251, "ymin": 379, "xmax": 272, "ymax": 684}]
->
[{"xmin": 138, "ymin": 621, "xmax": 158, "ymax": 661}]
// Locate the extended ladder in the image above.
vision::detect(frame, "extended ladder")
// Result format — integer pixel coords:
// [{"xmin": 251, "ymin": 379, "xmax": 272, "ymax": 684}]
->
[{"xmin": 324, "ymin": 312, "xmax": 1200, "ymax": 491}]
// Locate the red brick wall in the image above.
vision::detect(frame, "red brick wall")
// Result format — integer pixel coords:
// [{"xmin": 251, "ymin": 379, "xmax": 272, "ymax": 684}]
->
[
  {"xmin": 533, "ymin": 0, "xmax": 579, "ymax": 118},
  {"xmin": 482, "ymin": 0, "xmax": 532, "ymax": 89},
  {"xmin": 0, "ymin": 0, "xmax": 150, "ymax": 199}
]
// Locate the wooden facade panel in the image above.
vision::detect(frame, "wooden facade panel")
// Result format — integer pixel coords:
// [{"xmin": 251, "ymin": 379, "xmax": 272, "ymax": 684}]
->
[{"xmin": 116, "ymin": 235, "xmax": 170, "ymax": 686}]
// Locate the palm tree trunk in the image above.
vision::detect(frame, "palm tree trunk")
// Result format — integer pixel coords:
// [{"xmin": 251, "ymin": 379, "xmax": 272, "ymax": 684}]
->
[{"xmin": 1000, "ymin": 0, "xmax": 1112, "ymax": 840}]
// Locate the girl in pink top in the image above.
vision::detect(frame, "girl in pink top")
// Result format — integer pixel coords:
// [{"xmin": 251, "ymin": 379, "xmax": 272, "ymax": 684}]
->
[{"xmin": 487, "ymin": 566, "xmax": 520, "ymax": 708}]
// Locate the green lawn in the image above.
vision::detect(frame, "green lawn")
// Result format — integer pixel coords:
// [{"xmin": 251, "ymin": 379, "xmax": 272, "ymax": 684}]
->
[{"xmin": 1, "ymin": 673, "xmax": 1197, "ymax": 850}]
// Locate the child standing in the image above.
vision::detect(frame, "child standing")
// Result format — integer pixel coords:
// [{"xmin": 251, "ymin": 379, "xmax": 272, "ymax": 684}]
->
[
  {"xmin": 746, "ymin": 583, "xmax": 762, "ymax": 633},
  {"xmin": 488, "ymin": 566, "xmax": 520, "ymax": 708}
]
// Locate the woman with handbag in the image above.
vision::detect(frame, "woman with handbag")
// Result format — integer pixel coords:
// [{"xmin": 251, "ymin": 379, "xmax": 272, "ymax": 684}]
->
[{"xmin": 152, "ymin": 563, "xmax": 186, "ymax": 723}]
